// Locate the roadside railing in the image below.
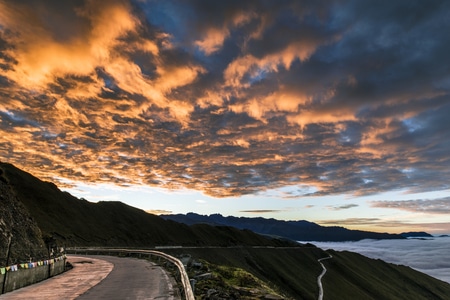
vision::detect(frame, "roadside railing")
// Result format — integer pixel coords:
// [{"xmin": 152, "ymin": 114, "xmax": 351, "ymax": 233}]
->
[{"xmin": 66, "ymin": 248, "xmax": 194, "ymax": 300}]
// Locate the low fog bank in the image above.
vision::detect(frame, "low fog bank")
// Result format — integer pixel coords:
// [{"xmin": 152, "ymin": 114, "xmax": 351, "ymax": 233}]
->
[{"xmin": 309, "ymin": 237, "xmax": 450, "ymax": 284}]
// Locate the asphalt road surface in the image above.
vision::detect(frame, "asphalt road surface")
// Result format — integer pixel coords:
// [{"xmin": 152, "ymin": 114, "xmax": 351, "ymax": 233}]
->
[
  {"xmin": 0, "ymin": 255, "xmax": 180, "ymax": 300},
  {"xmin": 317, "ymin": 254, "xmax": 333, "ymax": 300},
  {"xmin": 77, "ymin": 255, "xmax": 179, "ymax": 300}
]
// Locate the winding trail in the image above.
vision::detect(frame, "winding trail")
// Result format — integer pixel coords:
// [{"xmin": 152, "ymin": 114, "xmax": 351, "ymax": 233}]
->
[{"xmin": 317, "ymin": 253, "xmax": 333, "ymax": 300}]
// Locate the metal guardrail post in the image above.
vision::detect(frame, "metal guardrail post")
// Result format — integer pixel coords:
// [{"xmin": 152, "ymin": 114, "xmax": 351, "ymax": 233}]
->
[{"xmin": 67, "ymin": 248, "xmax": 195, "ymax": 300}]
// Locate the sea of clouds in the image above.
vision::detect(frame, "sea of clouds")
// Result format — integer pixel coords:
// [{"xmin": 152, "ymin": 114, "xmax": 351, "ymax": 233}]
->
[{"xmin": 308, "ymin": 237, "xmax": 450, "ymax": 284}]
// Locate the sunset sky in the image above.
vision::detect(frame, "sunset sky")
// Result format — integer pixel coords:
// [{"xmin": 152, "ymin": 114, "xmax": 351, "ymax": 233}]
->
[{"xmin": 1, "ymin": 0, "xmax": 449, "ymax": 234}]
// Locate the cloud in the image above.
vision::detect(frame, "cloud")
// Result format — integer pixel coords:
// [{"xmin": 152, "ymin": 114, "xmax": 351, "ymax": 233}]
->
[
  {"xmin": 316, "ymin": 216, "xmax": 450, "ymax": 238},
  {"xmin": 146, "ymin": 209, "xmax": 172, "ymax": 215},
  {"xmin": 327, "ymin": 204, "xmax": 359, "ymax": 211},
  {"xmin": 311, "ymin": 238, "xmax": 450, "ymax": 284},
  {"xmin": 0, "ymin": 0, "xmax": 137, "ymax": 88},
  {"xmin": 317, "ymin": 217, "xmax": 450, "ymax": 234},
  {"xmin": 318, "ymin": 218, "xmax": 383, "ymax": 226},
  {"xmin": 1, "ymin": 0, "xmax": 450, "ymax": 200},
  {"xmin": 371, "ymin": 198, "xmax": 450, "ymax": 214},
  {"xmin": 239, "ymin": 210, "xmax": 284, "ymax": 214}
]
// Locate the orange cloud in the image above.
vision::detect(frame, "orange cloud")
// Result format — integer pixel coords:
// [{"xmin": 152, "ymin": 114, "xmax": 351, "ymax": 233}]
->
[
  {"xmin": 0, "ymin": 0, "xmax": 137, "ymax": 89},
  {"xmin": 287, "ymin": 109, "xmax": 357, "ymax": 129},
  {"xmin": 230, "ymin": 90, "xmax": 311, "ymax": 121},
  {"xmin": 1, "ymin": 0, "xmax": 449, "ymax": 201},
  {"xmin": 195, "ymin": 11, "xmax": 256, "ymax": 55},
  {"xmin": 0, "ymin": 0, "xmax": 203, "ymax": 125},
  {"xmin": 195, "ymin": 27, "xmax": 230, "ymax": 55}
]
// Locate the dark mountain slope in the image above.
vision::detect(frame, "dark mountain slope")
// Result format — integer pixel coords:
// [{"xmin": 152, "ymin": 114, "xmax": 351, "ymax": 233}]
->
[
  {"xmin": 163, "ymin": 246, "xmax": 450, "ymax": 300},
  {"xmin": 322, "ymin": 250, "xmax": 450, "ymax": 300},
  {"xmin": 0, "ymin": 170, "xmax": 47, "ymax": 265},
  {"xmin": 164, "ymin": 246, "xmax": 326, "ymax": 299},
  {"xmin": 0, "ymin": 162, "xmax": 293, "ymax": 248},
  {"xmin": 401, "ymin": 231, "xmax": 434, "ymax": 238},
  {"xmin": 161, "ymin": 212, "xmax": 405, "ymax": 241}
]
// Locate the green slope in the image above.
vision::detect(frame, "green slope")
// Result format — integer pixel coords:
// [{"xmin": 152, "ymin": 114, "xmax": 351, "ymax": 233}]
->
[
  {"xmin": 163, "ymin": 247, "xmax": 450, "ymax": 300},
  {"xmin": 322, "ymin": 250, "xmax": 450, "ymax": 300},
  {"xmin": 161, "ymin": 246, "xmax": 325, "ymax": 299}
]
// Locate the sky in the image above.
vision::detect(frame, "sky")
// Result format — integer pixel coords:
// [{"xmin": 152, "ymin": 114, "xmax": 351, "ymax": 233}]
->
[{"xmin": 0, "ymin": 0, "xmax": 450, "ymax": 234}]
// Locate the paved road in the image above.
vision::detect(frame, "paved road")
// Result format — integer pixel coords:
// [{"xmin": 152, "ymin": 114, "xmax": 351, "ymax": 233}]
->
[
  {"xmin": 317, "ymin": 254, "xmax": 332, "ymax": 300},
  {"xmin": 0, "ymin": 255, "xmax": 180, "ymax": 300},
  {"xmin": 78, "ymin": 255, "xmax": 178, "ymax": 300}
]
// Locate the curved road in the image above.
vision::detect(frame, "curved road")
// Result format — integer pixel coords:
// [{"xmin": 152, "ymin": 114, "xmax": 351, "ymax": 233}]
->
[
  {"xmin": 78, "ymin": 255, "xmax": 178, "ymax": 300},
  {"xmin": 317, "ymin": 254, "xmax": 332, "ymax": 300},
  {"xmin": 0, "ymin": 255, "xmax": 179, "ymax": 300}
]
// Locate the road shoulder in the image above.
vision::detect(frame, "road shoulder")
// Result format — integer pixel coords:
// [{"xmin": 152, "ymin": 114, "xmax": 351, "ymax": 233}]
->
[{"xmin": 0, "ymin": 256, "xmax": 113, "ymax": 300}]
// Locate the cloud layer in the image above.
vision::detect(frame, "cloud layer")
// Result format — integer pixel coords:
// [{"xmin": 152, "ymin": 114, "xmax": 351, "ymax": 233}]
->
[
  {"xmin": 1, "ymin": 0, "xmax": 450, "ymax": 198},
  {"xmin": 312, "ymin": 238, "xmax": 450, "ymax": 284}
]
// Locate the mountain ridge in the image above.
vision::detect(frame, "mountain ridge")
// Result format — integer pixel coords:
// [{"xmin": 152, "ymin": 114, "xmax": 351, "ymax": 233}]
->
[
  {"xmin": 161, "ymin": 212, "xmax": 406, "ymax": 242},
  {"xmin": 400, "ymin": 231, "xmax": 434, "ymax": 238},
  {"xmin": 0, "ymin": 162, "xmax": 295, "ymax": 248}
]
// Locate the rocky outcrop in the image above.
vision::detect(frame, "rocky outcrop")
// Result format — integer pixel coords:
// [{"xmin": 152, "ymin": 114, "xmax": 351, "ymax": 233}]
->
[{"xmin": 0, "ymin": 167, "xmax": 47, "ymax": 267}]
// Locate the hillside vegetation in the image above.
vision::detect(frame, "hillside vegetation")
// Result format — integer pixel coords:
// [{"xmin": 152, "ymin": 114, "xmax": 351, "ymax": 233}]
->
[
  {"xmin": 163, "ymin": 247, "xmax": 450, "ymax": 300},
  {"xmin": 1, "ymin": 162, "xmax": 450, "ymax": 299},
  {"xmin": 322, "ymin": 250, "xmax": 450, "ymax": 300}
]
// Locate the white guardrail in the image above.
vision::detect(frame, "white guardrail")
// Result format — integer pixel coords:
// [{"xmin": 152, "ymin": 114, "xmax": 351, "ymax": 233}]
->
[{"xmin": 67, "ymin": 248, "xmax": 194, "ymax": 300}]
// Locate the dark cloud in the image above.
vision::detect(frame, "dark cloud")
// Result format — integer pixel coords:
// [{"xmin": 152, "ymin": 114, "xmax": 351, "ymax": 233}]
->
[
  {"xmin": 372, "ymin": 197, "xmax": 450, "ymax": 214},
  {"xmin": 327, "ymin": 204, "xmax": 359, "ymax": 211},
  {"xmin": 0, "ymin": 0, "xmax": 450, "ymax": 200},
  {"xmin": 318, "ymin": 218, "xmax": 382, "ymax": 226}
]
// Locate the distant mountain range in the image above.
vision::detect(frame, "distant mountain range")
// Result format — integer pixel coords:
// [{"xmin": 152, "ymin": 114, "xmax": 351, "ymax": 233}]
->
[
  {"xmin": 400, "ymin": 231, "xmax": 434, "ymax": 238},
  {"xmin": 161, "ymin": 212, "xmax": 409, "ymax": 242}
]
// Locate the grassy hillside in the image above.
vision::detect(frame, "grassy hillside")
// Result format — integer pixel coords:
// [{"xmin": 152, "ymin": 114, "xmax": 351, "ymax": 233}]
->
[
  {"xmin": 321, "ymin": 250, "xmax": 450, "ymax": 300},
  {"xmin": 164, "ymin": 246, "xmax": 325, "ymax": 299},
  {"xmin": 162, "ymin": 247, "xmax": 450, "ymax": 300}
]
